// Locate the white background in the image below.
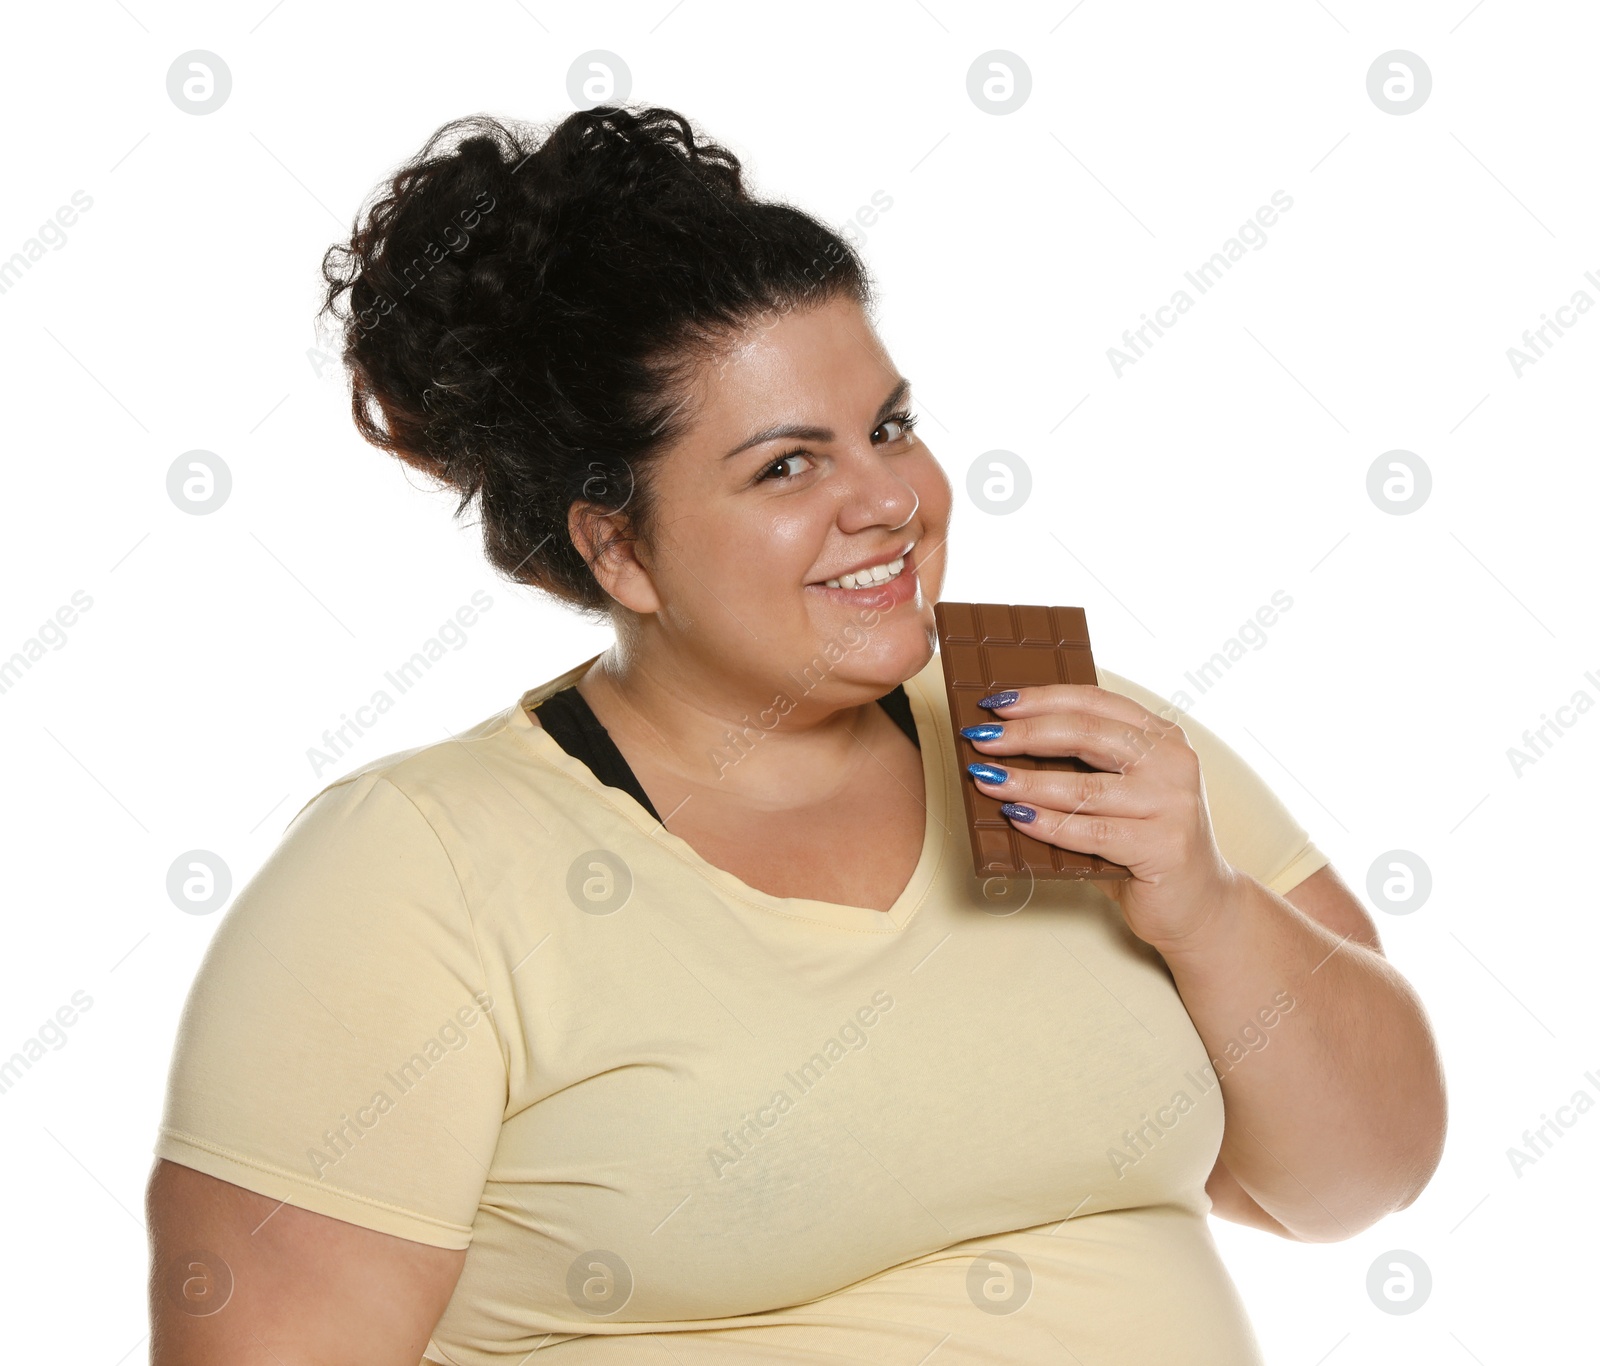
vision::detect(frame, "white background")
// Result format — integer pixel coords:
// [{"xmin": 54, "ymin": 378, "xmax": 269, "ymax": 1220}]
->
[{"xmin": 1, "ymin": 0, "xmax": 1594, "ymax": 1360}]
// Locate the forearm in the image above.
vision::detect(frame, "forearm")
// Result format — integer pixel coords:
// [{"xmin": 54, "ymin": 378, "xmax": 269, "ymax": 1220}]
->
[{"xmin": 1161, "ymin": 869, "xmax": 1447, "ymax": 1241}]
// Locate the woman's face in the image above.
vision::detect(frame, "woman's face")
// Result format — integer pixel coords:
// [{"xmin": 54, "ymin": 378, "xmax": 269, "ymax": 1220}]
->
[{"xmin": 593, "ymin": 292, "xmax": 953, "ymax": 711}]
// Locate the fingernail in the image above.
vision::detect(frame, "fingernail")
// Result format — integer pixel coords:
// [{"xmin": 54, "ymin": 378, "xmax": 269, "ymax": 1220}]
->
[
  {"xmin": 977, "ymin": 691, "xmax": 1018, "ymax": 709},
  {"xmin": 960, "ymin": 724, "xmax": 1005, "ymax": 741},
  {"xmin": 1000, "ymin": 802, "xmax": 1036, "ymax": 823},
  {"xmin": 967, "ymin": 762, "xmax": 1009, "ymax": 785}
]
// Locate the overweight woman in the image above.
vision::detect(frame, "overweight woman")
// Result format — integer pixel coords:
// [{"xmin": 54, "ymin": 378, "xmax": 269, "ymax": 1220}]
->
[{"xmin": 146, "ymin": 106, "xmax": 1446, "ymax": 1364}]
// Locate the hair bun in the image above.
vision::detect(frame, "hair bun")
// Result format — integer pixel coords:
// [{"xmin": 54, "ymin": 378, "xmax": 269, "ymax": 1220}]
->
[{"xmin": 549, "ymin": 105, "xmax": 742, "ymax": 207}]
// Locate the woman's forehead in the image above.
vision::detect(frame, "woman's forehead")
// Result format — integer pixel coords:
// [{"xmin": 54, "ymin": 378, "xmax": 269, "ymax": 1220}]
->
[{"xmin": 690, "ymin": 302, "xmax": 893, "ymax": 423}]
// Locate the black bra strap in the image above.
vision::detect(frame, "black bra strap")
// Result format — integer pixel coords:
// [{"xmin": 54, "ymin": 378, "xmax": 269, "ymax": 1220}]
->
[
  {"xmin": 531, "ymin": 686, "xmax": 663, "ymax": 822},
  {"xmin": 876, "ymin": 683, "xmax": 919, "ymax": 750}
]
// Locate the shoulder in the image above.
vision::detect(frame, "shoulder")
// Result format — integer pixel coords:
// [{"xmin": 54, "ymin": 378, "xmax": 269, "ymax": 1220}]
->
[
  {"xmin": 298, "ymin": 694, "xmax": 515, "ymax": 798},
  {"xmin": 285, "ymin": 692, "xmax": 562, "ymax": 849},
  {"xmin": 290, "ymin": 655, "xmax": 605, "ymax": 835}
]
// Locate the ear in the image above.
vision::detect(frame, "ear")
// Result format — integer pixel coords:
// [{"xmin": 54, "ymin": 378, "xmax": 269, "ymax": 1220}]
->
[{"xmin": 567, "ymin": 500, "xmax": 662, "ymax": 615}]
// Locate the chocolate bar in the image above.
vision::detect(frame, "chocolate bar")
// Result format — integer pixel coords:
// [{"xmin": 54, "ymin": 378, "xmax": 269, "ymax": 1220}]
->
[{"xmin": 934, "ymin": 601, "xmax": 1132, "ymax": 882}]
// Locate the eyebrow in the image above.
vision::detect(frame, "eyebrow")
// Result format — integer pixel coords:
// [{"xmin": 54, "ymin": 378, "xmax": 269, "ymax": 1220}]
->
[{"xmin": 721, "ymin": 377, "xmax": 912, "ymax": 461}]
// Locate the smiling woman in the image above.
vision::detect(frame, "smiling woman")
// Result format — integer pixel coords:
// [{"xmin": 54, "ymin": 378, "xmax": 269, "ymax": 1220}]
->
[{"xmin": 145, "ymin": 103, "xmax": 1442, "ymax": 1366}]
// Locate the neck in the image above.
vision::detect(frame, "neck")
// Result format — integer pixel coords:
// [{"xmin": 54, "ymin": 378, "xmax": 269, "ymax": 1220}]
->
[{"xmin": 575, "ymin": 625, "xmax": 896, "ymax": 804}]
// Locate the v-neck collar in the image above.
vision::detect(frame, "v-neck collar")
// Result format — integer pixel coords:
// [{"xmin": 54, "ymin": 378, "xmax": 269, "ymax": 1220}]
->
[{"xmin": 510, "ymin": 652, "xmax": 951, "ymax": 934}]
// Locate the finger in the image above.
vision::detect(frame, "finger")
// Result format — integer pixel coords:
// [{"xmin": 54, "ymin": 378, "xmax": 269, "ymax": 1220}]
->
[
  {"xmin": 996, "ymin": 801, "xmax": 1140, "ymax": 866},
  {"xmin": 980, "ymin": 682, "xmax": 1182, "ymax": 739},
  {"xmin": 964, "ymin": 706, "xmax": 1186, "ymax": 777},
  {"xmin": 967, "ymin": 763, "xmax": 1156, "ymax": 819}
]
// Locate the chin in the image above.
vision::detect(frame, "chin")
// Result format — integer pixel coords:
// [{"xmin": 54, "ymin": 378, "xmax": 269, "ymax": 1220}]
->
[{"xmin": 815, "ymin": 617, "xmax": 935, "ymax": 696}]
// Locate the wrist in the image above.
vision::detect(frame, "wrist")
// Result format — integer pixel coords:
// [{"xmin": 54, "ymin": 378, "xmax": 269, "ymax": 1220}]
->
[{"xmin": 1151, "ymin": 864, "xmax": 1252, "ymax": 965}]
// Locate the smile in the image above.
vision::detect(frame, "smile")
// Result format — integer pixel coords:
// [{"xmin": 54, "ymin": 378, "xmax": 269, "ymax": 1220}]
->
[
  {"xmin": 806, "ymin": 543, "xmax": 921, "ymax": 609},
  {"xmin": 822, "ymin": 556, "xmax": 906, "ymax": 591}
]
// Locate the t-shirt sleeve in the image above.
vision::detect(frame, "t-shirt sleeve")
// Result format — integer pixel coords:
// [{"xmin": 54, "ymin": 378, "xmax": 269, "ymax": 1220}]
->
[
  {"xmin": 1096, "ymin": 667, "xmax": 1331, "ymax": 897},
  {"xmin": 153, "ymin": 772, "xmax": 507, "ymax": 1249}
]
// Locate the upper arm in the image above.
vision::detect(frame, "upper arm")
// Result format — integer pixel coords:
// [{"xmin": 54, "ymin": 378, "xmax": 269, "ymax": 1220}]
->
[
  {"xmin": 1205, "ymin": 861, "xmax": 1383, "ymax": 1235},
  {"xmin": 1280, "ymin": 861, "xmax": 1385, "ymax": 957},
  {"xmin": 148, "ymin": 1157, "xmax": 465, "ymax": 1365},
  {"xmin": 150, "ymin": 773, "xmax": 507, "ymax": 1341}
]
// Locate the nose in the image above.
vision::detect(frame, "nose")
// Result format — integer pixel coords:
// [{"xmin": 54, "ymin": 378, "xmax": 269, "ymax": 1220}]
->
[{"xmin": 833, "ymin": 442, "xmax": 920, "ymax": 534}]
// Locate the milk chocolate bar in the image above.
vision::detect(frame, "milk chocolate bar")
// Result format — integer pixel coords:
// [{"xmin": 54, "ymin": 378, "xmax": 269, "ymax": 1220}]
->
[{"xmin": 934, "ymin": 601, "xmax": 1132, "ymax": 882}]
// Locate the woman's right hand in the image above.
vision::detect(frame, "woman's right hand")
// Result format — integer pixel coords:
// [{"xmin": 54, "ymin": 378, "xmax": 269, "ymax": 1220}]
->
[{"xmin": 147, "ymin": 1159, "xmax": 464, "ymax": 1365}]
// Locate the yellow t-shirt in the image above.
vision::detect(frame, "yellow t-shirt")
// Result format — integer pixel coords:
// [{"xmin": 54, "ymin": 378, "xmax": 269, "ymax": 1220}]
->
[{"xmin": 154, "ymin": 649, "xmax": 1327, "ymax": 1365}]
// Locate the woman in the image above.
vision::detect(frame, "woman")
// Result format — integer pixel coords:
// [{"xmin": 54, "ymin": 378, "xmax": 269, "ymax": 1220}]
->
[{"xmin": 146, "ymin": 106, "xmax": 1446, "ymax": 1364}]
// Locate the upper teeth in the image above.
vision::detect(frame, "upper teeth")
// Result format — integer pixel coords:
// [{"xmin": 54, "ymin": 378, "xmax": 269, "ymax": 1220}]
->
[{"xmin": 824, "ymin": 556, "xmax": 905, "ymax": 590}]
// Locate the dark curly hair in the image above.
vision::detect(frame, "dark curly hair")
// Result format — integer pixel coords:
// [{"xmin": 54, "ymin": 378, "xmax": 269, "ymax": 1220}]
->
[{"xmin": 317, "ymin": 105, "xmax": 875, "ymax": 619}]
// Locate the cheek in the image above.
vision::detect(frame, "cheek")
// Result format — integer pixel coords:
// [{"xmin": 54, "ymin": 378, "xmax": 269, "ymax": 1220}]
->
[
  {"xmin": 910, "ymin": 451, "xmax": 954, "ymax": 543},
  {"xmin": 678, "ymin": 501, "xmax": 822, "ymax": 596},
  {"xmin": 917, "ymin": 451, "xmax": 954, "ymax": 517},
  {"xmin": 910, "ymin": 454, "xmax": 953, "ymax": 582},
  {"xmin": 756, "ymin": 510, "xmax": 832, "ymax": 583}
]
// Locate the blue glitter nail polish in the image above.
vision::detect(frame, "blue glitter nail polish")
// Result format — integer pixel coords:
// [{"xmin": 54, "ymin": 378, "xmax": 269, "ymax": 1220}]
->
[
  {"xmin": 967, "ymin": 762, "xmax": 1009, "ymax": 785},
  {"xmin": 960, "ymin": 724, "xmax": 1004, "ymax": 741}
]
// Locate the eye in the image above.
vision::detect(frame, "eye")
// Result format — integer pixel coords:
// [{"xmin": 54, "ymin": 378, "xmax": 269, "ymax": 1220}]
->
[
  {"xmin": 753, "ymin": 410, "xmax": 919, "ymax": 484},
  {"xmin": 754, "ymin": 450, "xmax": 816, "ymax": 483},
  {"xmin": 872, "ymin": 409, "xmax": 919, "ymax": 445}
]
